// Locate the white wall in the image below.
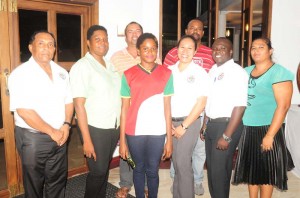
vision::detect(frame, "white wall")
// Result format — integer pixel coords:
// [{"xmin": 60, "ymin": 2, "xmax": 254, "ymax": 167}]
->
[
  {"xmin": 98, "ymin": 0, "xmax": 161, "ymax": 59},
  {"xmin": 98, "ymin": 0, "xmax": 160, "ymax": 157},
  {"xmin": 271, "ymin": 0, "xmax": 300, "ymax": 104}
]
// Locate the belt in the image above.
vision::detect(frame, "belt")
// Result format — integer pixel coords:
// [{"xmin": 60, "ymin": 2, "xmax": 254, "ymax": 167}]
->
[
  {"xmin": 172, "ymin": 116, "xmax": 201, "ymax": 122},
  {"xmin": 17, "ymin": 126, "xmax": 41, "ymax": 134},
  {"xmin": 208, "ymin": 117, "xmax": 230, "ymax": 122}
]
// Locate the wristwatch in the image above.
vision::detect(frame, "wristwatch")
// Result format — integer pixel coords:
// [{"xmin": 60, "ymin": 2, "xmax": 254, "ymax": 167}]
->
[
  {"xmin": 181, "ymin": 123, "xmax": 188, "ymax": 130},
  {"xmin": 222, "ymin": 134, "xmax": 232, "ymax": 143},
  {"xmin": 63, "ymin": 121, "xmax": 72, "ymax": 129}
]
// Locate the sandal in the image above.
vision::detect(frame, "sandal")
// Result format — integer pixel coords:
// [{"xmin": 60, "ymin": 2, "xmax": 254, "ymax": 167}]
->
[
  {"xmin": 116, "ymin": 187, "xmax": 130, "ymax": 198},
  {"xmin": 144, "ymin": 189, "xmax": 149, "ymax": 198}
]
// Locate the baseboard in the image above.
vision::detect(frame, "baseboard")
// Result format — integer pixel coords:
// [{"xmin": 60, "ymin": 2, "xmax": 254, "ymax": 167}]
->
[{"xmin": 110, "ymin": 157, "xmax": 120, "ymax": 169}]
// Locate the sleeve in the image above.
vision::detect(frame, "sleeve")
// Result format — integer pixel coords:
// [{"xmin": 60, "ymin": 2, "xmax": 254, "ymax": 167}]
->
[
  {"xmin": 231, "ymin": 69, "xmax": 249, "ymax": 106},
  {"xmin": 272, "ymin": 65, "xmax": 294, "ymax": 84},
  {"xmin": 163, "ymin": 48, "xmax": 178, "ymax": 67},
  {"xmin": 120, "ymin": 74, "xmax": 131, "ymax": 98},
  {"xmin": 64, "ymin": 73, "xmax": 73, "ymax": 104},
  {"xmin": 196, "ymin": 69, "xmax": 210, "ymax": 97},
  {"xmin": 69, "ymin": 61, "xmax": 89, "ymax": 98},
  {"xmin": 164, "ymin": 73, "xmax": 174, "ymax": 96},
  {"xmin": 9, "ymin": 70, "xmax": 35, "ymax": 111}
]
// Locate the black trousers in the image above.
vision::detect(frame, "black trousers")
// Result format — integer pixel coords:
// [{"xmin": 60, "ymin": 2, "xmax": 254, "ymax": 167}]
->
[
  {"xmin": 15, "ymin": 126, "xmax": 67, "ymax": 198},
  {"xmin": 205, "ymin": 120, "xmax": 243, "ymax": 198},
  {"xmin": 77, "ymin": 124, "xmax": 119, "ymax": 198}
]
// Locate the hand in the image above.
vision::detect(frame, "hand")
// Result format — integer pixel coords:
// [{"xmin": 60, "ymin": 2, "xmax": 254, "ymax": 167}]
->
[
  {"xmin": 173, "ymin": 125, "xmax": 186, "ymax": 139},
  {"xmin": 200, "ymin": 126, "xmax": 206, "ymax": 141},
  {"xmin": 49, "ymin": 129, "xmax": 63, "ymax": 145},
  {"xmin": 119, "ymin": 141, "xmax": 129, "ymax": 160},
  {"xmin": 59, "ymin": 124, "xmax": 70, "ymax": 146},
  {"xmin": 261, "ymin": 135, "xmax": 274, "ymax": 152},
  {"xmin": 162, "ymin": 140, "xmax": 172, "ymax": 160},
  {"xmin": 216, "ymin": 137, "xmax": 229, "ymax": 150},
  {"xmin": 171, "ymin": 125, "xmax": 176, "ymax": 136},
  {"xmin": 83, "ymin": 141, "xmax": 96, "ymax": 161}
]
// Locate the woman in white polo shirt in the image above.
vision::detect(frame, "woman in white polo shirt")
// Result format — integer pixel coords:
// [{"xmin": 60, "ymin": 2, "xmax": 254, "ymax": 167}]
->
[{"xmin": 169, "ymin": 35, "xmax": 209, "ymax": 198}]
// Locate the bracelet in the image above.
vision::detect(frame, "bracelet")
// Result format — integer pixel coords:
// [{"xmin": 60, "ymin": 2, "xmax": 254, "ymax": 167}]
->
[
  {"xmin": 63, "ymin": 121, "xmax": 72, "ymax": 128},
  {"xmin": 222, "ymin": 133, "xmax": 232, "ymax": 143},
  {"xmin": 181, "ymin": 123, "xmax": 188, "ymax": 130}
]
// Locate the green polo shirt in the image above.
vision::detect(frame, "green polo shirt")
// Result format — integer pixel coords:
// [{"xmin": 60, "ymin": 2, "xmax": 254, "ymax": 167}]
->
[{"xmin": 70, "ymin": 52, "xmax": 121, "ymax": 129}]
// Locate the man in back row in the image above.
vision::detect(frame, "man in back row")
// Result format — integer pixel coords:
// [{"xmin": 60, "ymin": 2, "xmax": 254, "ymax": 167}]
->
[{"xmin": 163, "ymin": 18, "xmax": 214, "ymax": 196}]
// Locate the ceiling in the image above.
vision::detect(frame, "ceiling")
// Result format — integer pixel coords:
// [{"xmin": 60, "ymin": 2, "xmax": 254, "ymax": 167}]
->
[{"xmin": 219, "ymin": 0, "xmax": 263, "ymax": 28}]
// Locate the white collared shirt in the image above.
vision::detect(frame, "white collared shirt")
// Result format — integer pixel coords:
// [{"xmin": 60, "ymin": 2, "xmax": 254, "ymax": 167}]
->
[
  {"xmin": 205, "ymin": 59, "xmax": 248, "ymax": 119},
  {"xmin": 169, "ymin": 61, "xmax": 209, "ymax": 117},
  {"xmin": 9, "ymin": 57, "xmax": 73, "ymax": 129}
]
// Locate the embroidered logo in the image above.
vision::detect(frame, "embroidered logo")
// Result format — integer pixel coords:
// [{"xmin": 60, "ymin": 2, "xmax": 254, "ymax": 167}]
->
[
  {"xmin": 59, "ymin": 73, "xmax": 66, "ymax": 80},
  {"xmin": 187, "ymin": 75, "xmax": 195, "ymax": 83},
  {"xmin": 217, "ymin": 72, "xmax": 224, "ymax": 80},
  {"xmin": 193, "ymin": 58, "xmax": 203, "ymax": 66}
]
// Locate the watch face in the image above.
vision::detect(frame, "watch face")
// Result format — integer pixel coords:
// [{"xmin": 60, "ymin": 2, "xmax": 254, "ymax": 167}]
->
[{"xmin": 223, "ymin": 134, "xmax": 232, "ymax": 143}]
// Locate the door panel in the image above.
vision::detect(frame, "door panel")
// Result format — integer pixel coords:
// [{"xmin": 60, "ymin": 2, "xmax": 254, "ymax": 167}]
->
[{"xmin": 0, "ymin": 0, "xmax": 98, "ymax": 196}]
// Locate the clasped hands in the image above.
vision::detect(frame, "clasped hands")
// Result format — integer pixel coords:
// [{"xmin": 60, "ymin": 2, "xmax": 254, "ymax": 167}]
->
[
  {"xmin": 172, "ymin": 125, "xmax": 186, "ymax": 139},
  {"xmin": 49, "ymin": 124, "xmax": 70, "ymax": 146}
]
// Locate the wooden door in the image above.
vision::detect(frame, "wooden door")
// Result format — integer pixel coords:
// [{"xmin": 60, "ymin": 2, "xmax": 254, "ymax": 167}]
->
[{"xmin": 0, "ymin": 0, "xmax": 98, "ymax": 197}]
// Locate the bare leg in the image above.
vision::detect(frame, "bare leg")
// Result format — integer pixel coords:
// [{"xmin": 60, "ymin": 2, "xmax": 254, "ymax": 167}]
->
[
  {"xmin": 248, "ymin": 185, "xmax": 259, "ymax": 198},
  {"xmin": 260, "ymin": 184, "xmax": 273, "ymax": 198}
]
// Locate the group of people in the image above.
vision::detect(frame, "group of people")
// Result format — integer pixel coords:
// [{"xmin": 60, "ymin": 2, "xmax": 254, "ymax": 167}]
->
[{"xmin": 8, "ymin": 17, "xmax": 294, "ymax": 198}]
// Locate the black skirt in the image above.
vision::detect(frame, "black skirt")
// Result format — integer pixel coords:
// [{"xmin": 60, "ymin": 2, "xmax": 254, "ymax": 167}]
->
[{"xmin": 232, "ymin": 125, "xmax": 288, "ymax": 190}]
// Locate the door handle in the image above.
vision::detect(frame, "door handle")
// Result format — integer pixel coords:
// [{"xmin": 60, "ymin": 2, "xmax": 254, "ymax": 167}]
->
[{"xmin": 4, "ymin": 68, "xmax": 9, "ymax": 96}]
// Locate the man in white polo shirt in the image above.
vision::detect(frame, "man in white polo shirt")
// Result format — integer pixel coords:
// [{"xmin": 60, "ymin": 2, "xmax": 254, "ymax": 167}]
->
[
  {"xmin": 201, "ymin": 37, "xmax": 248, "ymax": 198},
  {"xmin": 9, "ymin": 30, "xmax": 73, "ymax": 198}
]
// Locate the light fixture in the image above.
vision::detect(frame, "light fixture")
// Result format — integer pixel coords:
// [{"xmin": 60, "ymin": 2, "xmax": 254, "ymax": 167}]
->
[
  {"xmin": 245, "ymin": 24, "xmax": 249, "ymax": 32},
  {"xmin": 226, "ymin": 29, "xmax": 230, "ymax": 37}
]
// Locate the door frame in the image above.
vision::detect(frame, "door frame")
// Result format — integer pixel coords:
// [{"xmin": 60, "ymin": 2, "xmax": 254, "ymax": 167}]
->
[{"xmin": 0, "ymin": 0, "xmax": 98, "ymax": 196}]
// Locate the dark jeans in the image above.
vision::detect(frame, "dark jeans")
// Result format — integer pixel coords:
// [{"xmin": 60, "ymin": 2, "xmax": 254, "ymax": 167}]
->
[
  {"xmin": 15, "ymin": 126, "xmax": 67, "ymax": 198},
  {"xmin": 126, "ymin": 135, "xmax": 165, "ymax": 198},
  {"xmin": 78, "ymin": 124, "xmax": 119, "ymax": 198},
  {"xmin": 205, "ymin": 120, "xmax": 243, "ymax": 198}
]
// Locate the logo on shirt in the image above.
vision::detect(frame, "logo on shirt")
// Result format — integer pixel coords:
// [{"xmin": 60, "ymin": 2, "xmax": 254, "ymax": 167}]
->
[
  {"xmin": 187, "ymin": 75, "xmax": 195, "ymax": 83},
  {"xmin": 193, "ymin": 58, "xmax": 203, "ymax": 66},
  {"xmin": 59, "ymin": 73, "xmax": 66, "ymax": 80},
  {"xmin": 217, "ymin": 72, "xmax": 224, "ymax": 80}
]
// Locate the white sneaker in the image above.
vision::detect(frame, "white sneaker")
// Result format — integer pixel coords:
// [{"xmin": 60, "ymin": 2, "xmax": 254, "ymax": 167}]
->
[
  {"xmin": 170, "ymin": 178, "xmax": 174, "ymax": 194},
  {"xmin": 194, "ymin": 183, "xmax": 204, "ymax": 195}
]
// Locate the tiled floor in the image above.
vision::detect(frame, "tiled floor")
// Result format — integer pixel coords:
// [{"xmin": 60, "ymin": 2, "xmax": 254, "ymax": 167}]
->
[{"xmin": 108, "ymin": 167, "xmax": 300, "ymax": 198}]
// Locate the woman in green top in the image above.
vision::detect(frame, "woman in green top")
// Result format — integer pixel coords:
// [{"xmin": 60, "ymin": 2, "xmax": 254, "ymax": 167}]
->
[{"xmin": 233, "ymin": 37, "xmax": 294, "ymax": 198}]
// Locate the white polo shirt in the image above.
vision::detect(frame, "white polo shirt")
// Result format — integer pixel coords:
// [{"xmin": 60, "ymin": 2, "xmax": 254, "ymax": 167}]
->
[
  {"xmin": 205, "ymin": 59, "xmax": 248, "ymax": 119},
  {"xmin": 169, "ymin": 61, "xmax": 209, "ymax": 117},
  {"xmin": 70, "ymin": 52, "xmax": 121, "ymax": 129},
  {"xmin": 9, "ymin": 57, "xmax": 73, "ymax": 130}
]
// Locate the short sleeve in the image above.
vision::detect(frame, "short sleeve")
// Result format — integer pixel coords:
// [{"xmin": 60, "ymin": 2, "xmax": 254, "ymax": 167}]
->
[
  {"xmin": 69, "ymin": 60, "xmax": 90, "ymax": 98},
  {"xmin": 120, "ymin": 74, "xmax": 131, "ymax": 97},
  {"xmin": 196, "ymin": 68, "xmax": 210, "ymax": 97},
  {"xmin": 164, "ymin": 74, "xmax": 174, "ymax": 96},
  {"xmin": 272, "ymin": 65, "xmax": 294, "ymax": 84},
  {"xmin": 64, "ymin": 74, "xmax": 73, "ymax": 104},
  {"xmin": 9, "ymin": 69, "xmax": 35, "ymax": 111}
]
